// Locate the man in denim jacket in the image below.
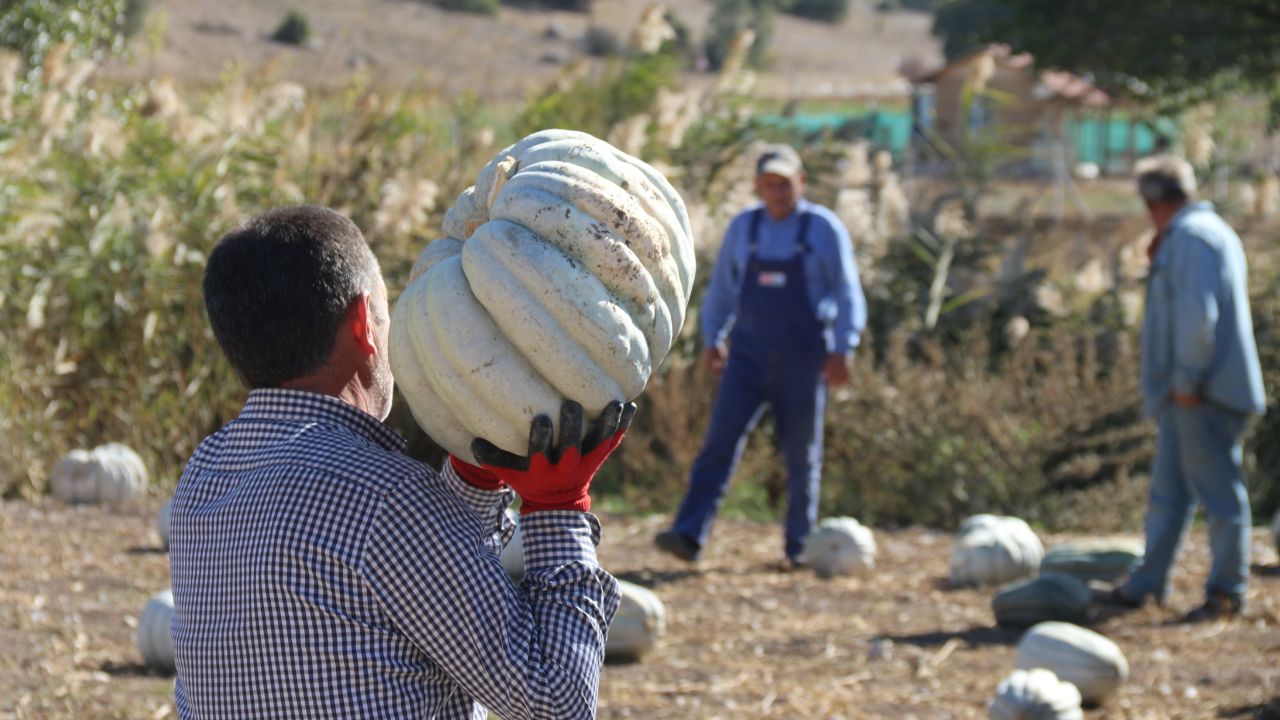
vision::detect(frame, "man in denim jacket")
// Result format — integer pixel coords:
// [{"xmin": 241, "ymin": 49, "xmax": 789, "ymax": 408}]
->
[{"xmin": 1109, "ymin": 155, "xmax": 1266, "ymax": 621}]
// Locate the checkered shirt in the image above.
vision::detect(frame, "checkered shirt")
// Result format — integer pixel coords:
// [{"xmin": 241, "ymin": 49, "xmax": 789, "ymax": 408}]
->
[{"xmin": 169, "ymin": 388, "xmax": 620, "ymax": 720}]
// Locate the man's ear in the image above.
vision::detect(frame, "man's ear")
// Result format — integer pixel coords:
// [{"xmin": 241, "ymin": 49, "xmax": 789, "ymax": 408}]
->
[{"xmin": 347, "ymin": 291, "xmax": 378, "ymax": 357}]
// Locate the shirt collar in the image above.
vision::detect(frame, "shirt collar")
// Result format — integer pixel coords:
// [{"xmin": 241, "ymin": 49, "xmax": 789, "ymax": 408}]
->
[
  {"xmin": 1169, "ymin": 199, "xmax": 1213, "ymax": 229},
  {"xmin": 238, "ymin": 388, "xmax": 408, "ymax": 454}
]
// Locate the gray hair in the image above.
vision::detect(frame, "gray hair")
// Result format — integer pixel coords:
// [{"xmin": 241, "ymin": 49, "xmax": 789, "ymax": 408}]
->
[{"xmin": 1135, "ymin": 155, "xmax": 1197, "ymax": 204}]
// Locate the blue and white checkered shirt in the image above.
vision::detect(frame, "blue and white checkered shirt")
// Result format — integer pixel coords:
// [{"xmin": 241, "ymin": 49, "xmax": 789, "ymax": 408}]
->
[{"xmin": 169, "ymin": 388, "xmax": 620, "ymax": 720}]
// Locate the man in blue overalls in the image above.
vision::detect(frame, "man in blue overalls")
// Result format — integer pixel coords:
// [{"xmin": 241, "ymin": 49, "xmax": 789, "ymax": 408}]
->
[{"xmin": 655, "ymin": 144, "xmax": 867, "ymax": 567}]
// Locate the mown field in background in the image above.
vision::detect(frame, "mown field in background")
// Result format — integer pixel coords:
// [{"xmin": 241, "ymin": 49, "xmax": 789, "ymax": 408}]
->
[{"xmin": 1, "ymin": 30, "xmax": 1278, "ymax": 533}]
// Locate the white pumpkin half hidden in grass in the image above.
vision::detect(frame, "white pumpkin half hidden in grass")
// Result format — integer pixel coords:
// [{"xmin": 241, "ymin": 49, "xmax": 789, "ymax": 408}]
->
[
  {"xmin": 989, "ymin": 668, "xmax": 1084, "ymax": 720},
  {"xmin": 51, "ymin": 443, "xmax": 148, "ymax": 504},
  {"xmin": 605, "ymin": 580, "xmax": 665, "ymax": 662},
  {"xmin": 390, "ymin": 129, "xmax": 695, "ymax": 462},
  {"xmin": 949, "ymin": 514, "xmax": 1044, "ymax": 588},
  {"xmin": 137, "ymin": 589, "xmax": 176, "ymax": 673},
  {"xmin": 1041, "ymin": 538, "xmax": 1143, "ymax": 583},
  {"xmin": 157, "ymin": 498, "xmax": 173, "ymax": 551},
  {"xmin": 1015, "ymin": 622, "xmax": 1128, "ymax": 705},
  {"xmin": 992, "ymin": 571, "xmax": 1091, "ymax": 629},
  {"xmin": 805, "ymin": 516, "xmax": 876, "ymax": 578}
]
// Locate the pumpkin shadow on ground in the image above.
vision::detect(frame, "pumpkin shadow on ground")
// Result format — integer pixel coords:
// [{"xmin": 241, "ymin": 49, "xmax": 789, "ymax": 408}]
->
[
  {"xmin": 1251, "ymin": 563, "xmax": 1280, "ymax": 578},
  {"xmin": 99, "ymin": 660, "xmax": 173, "ymax": 678},
  {"xmin": 1218, "ymin": 694, "xmax": 1280, "ymax": 719},
  {"xmin": 884, "ymin": 625, "xmax": 1021, "ymax": 648},
  {"xmin": 125, "ymin": 546, "xmax": 167, "ymax": 555},
  {"xmin": 612, "ymin": 568, "xmax": 700, "ymax": 589}
]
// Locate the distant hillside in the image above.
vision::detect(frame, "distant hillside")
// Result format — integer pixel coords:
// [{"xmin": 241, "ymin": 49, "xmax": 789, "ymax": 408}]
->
[{"xmin": 104, "ymin": 0, "xmax": 940, "ymax": 101}]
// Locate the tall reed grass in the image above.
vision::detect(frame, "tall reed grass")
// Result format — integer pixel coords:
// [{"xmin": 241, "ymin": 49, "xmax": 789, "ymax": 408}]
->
[{"xmin": 1, "ymin": 38, "xmax": 1276, "ymax": 532}]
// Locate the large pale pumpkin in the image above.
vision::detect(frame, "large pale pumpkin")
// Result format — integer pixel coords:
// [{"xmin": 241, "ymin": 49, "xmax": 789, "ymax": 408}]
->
[
  {"xmin": 391, "ymin": 130, "xmax": 695, "ymax": 461},
  {"xmin": 137, "ymin": 589, "xmax": 176, "ymax": 673},
  {"xmin": 950, "ymin": 514, "xmax": 1044, "ymax": 588},
  {"xmin": 806, "ymin": 516, "xmax": 876, "ymax": 578},
  {"xmin": 51, "ymin": 443, "xmax": 148, "ymax": 504},
  {"xmin": 1041, "ymin": 538, "xmax": 1143, "ymax": 583},
  {"xmin": 989, "ymin": 668, "xmax": 1084, "ymax": 720},
  {"xmin": 1015, "ymin": 622, "xmax": 1128, "ymax": 705},
  {"xmin": 605, "ymin": 580, "xmax": 665, "ymax": 662},
  {"xmin": 992, "ymin": 571, "xmax": 1091, "ymax": 629}
]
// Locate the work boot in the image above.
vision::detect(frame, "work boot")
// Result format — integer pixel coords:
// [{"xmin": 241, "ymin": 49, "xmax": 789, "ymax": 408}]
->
[
  {"xmin": 1094, "ymin": 585, "xmax": 1146, "ymax": 610},
  {"xmin": 1182, "ymin": 591, "xmax": 1240, "ymax": 623},
  {"xmin": 654, "ymin": 530, "xmax": 700, "ymax": 562}
]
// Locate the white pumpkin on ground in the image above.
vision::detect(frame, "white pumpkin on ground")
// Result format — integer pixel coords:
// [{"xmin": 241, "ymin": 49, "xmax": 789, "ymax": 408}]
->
[
  {"xmin": 989, "ymin": 668, "xmax": 1084, "ymax": 720},
  {"xmin": 51, "ymin": 443, "xmax": 148, "ymax": 504},
  {"xmin": 157, "ymin": 498, "xmax": 173, "ymax": 550},
  {"xmin": 137, "ymin": 589, "xmax": 176, "ymax": 673},
  {"xmin": 805, "ymin": 516, "xmax": 876, "ymax": 578},
  {"xmin": 1015, "ymin": 621, "xmax": 1128, "ymax": 705},
  {"xmin": 500, "ymin": 508, "xmax": 524, "ymax": 581},
  {"xmin": 992, "ymin": 571, "xmax": 1091, "ymax": 628},
  {"xmin": 391, "ymin": 129, "xmax": 695, "ymax": 462},
  {"xmin": 1041, "ymin": 538, "xmax": 1143, "ymax": 583},
  {"xmin": 605, "ymin": 580, "xmax": 665, "ymax": 662},
  {"xmin": 950, "ymin": 514, "xmax": 1044, "ymax": 587}
]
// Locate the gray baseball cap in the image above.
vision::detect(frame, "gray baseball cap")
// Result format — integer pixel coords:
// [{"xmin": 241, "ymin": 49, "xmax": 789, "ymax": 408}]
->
[{"xmin": 756, "ymin": 144, "xmax": 804, "ymax": 177}]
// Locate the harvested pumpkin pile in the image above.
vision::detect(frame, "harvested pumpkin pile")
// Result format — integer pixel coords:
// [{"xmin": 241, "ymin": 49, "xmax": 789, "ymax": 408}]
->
[{"xmin": 2, "ymin": 501, "xmax": 1279, "ymax": 718}]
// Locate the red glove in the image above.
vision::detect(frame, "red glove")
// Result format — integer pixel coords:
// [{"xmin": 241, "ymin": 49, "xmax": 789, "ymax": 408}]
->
[{"xmin": 469, "ymin": 400, "xmax": 636, "ymax": 514}]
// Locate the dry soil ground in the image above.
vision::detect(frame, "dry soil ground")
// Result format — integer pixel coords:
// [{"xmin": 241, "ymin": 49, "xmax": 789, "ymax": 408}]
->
[
  {"xmin": 2, "ymin": 498, "xmax": 1279, "ymax": 719},
  {"xmin": 105, "ymin": 0, "xmax": 939, "ymax": 100}
]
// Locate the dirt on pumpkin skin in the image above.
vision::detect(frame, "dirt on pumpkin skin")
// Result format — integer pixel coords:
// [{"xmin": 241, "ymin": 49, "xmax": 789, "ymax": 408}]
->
[{"xmin": 2, "ymin": 499, "xmax": 1279, "ymax": 719}]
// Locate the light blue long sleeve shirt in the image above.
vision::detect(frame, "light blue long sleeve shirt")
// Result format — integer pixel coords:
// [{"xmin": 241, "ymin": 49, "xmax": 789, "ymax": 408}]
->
[
  {"xmin": 1141, "ymin": 201, "xmax": 1266, "ymax": 418},
  {"xmin": 700, "ymin": 200, "xmax": 867, "ymax": 355}
]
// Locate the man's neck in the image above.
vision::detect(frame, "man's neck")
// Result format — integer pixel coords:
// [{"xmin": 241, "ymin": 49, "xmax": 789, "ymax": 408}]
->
[
  {"xmin": 282, "ymin": 370, "xmax": 376, "ymax": 417},
  {"xmin": 766, "ymin": 202, "xmax": 799, "ymax": 220}
]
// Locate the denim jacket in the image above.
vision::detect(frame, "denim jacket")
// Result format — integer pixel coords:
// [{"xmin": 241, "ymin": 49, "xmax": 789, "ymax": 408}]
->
[{"xmin": 1141, "ymin": 201, "xmax": 1266, "ymax": 418}]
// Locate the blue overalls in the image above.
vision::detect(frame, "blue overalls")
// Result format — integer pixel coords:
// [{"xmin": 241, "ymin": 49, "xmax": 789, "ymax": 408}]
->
[{"xmin": 672, "ymin": 208, "xmax": 828, "ymax": 561}]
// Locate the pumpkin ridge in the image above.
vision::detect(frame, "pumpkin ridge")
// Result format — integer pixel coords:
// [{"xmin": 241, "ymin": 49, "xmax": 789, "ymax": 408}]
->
[
  {"xmin": 465, "ymin": 222, "xmax": 647, "ymax": 401},
  {"xmin": 487, "ymin": 183, "xmax": 673, "ymax": 353}
]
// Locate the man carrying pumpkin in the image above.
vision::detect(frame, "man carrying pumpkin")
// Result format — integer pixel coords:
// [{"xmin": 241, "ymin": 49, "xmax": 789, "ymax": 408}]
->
[
  {"xmin": 655, "ymin": 144, "xmax": 867, "ymax": 568},
  {"xmin": 169, "ymin": 205, "xmax": 629, "ymax": 720}
]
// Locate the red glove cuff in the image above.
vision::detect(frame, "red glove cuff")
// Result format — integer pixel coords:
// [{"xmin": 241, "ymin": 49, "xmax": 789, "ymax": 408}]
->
[
  {"xmin": 516, "ymin": 496, "xmax": 592, "ymax": 514},
  {"xmin": 449, "ymin": 455, "xmax": 506, "ymax": 492}
]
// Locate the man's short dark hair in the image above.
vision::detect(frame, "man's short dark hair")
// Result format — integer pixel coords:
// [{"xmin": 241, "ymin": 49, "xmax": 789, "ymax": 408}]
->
[
  {"xmin": 204, "ymin": 205, "xmax": 382, "ymax": 389},
  {"xmin": 1136, "ymin": 154, "xmax": 1197, "ymax": 205}
]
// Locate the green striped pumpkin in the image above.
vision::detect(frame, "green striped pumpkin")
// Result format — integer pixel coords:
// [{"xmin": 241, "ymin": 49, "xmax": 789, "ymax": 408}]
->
[
  {"xmin": 993, "ymin": 571, "xmax": 1091, "ymax": 629},
  {"xmin": 1041, "ymin": 538, "xmax": 1143, "ymax": 583}
]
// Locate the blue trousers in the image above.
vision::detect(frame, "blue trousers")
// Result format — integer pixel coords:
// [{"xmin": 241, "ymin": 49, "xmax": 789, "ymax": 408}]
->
[
  {"xmin": 672, "ymin": 343, "xmax": 827, "ymax": 560},
  {"xmin": 1123, "ymin": 403, "xmax": 1251, "ymax": 604}
]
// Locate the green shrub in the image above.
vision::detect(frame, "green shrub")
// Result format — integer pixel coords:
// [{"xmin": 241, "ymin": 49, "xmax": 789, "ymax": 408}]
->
[
  {"xmin": 123, "ymin": 0, "xmax": 150, "ymax": 37},
  {"xmin": 430, "ymin": 0, "xmax": 501, "ymax": 16},
  {"xmin": 784, "ymin": 0, "xmax": 849, "ymax": 24},
  {"xmin": 270, "ymin": 10, "xmax": 312, "ymax": 46},
  {"xmin": 584, "ymin": 26, "xmax": 621, "ymax": 57},
  {"xmin": 663, "ymin": 9, "xmax": 695, "ymax": 59},
  {"xmin": 0, "ymin": 0, "xmax": 133, "ymax": 70},
  {"xmin": 704, "ymin": 0, "xmax": 774, "ymax": 71},
  {"xmin": 502, "ymin": 0, "xmax": 591, "ymax": 12}
]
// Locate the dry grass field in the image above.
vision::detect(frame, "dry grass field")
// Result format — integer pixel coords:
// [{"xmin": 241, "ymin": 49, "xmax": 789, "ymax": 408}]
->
[
  {"xmin": 3, "ymin": 498, "xmax": 1279, "ymax": 719},
  {"xmin": 104, "ymin": 0, "xmax": 939, "ymax": 99}
]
